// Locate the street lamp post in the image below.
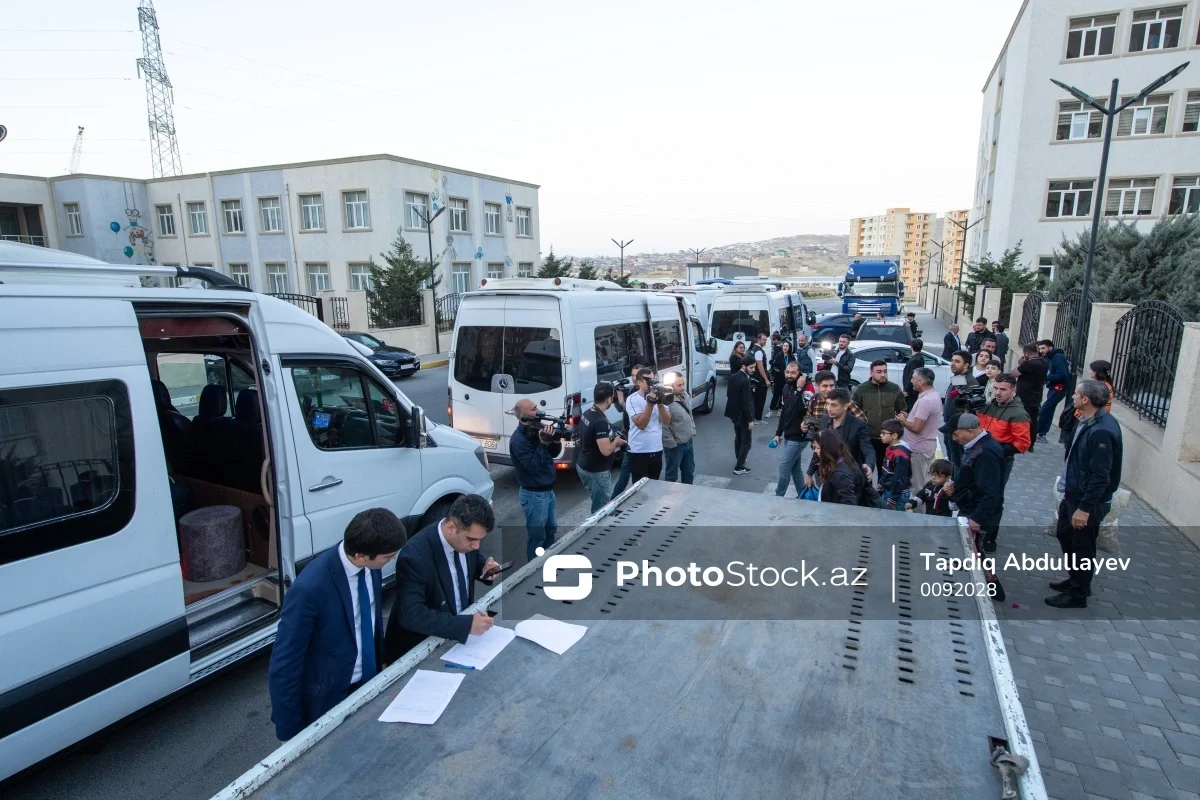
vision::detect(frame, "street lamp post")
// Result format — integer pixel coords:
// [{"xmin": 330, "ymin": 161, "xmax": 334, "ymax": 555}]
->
[
  {"xmin": 612, "ymin": 238, "xmax": 634, "ymax": 276},
  {"xmin": 949, "ymin": 215, "xmax": 984, "ymax": 323},
  {"xmin": 1050, "ymin": 60, "xmax": 1189, "ymax": 373},
  {"xmin": 414, "ymin": 204, "xmax": 448, "ymax": 352},
  {"xmin": 924, "ymin": 239, "xmax": 948, "ymax": 317}
]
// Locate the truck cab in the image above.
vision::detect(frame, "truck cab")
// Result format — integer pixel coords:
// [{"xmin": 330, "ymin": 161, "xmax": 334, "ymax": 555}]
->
[{"xmin": 838, "ymin": 257, "xmax": 904, "ymax": 316}]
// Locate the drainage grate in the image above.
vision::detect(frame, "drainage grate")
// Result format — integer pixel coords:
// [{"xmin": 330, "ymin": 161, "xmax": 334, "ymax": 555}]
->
[{"xmin": 896, "ymin": 540, "xmax": 914, "ymax": 685}]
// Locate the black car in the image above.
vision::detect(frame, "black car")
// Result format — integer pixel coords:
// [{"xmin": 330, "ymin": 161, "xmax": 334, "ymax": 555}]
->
[
  {"xmin": 341, "ymin": 331, "xmax": 421, "ymax": 378},
  {"xmin": 810, "ymin": 313, "xmax": 857, "ymax": 348}
]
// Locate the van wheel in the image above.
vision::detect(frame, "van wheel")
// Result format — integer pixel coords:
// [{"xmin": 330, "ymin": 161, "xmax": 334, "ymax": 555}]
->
[
  {"xmin": 417, "ymin": 498, "xmax": 455, "ymax": 532},
  {"xmin": 698, "ymin": 380, "xmax": 716, "ymax": 414}
]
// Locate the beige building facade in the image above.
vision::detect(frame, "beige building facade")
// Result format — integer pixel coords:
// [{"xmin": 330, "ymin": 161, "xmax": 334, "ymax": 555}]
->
[{"xmin": 848, "ymin": 207, "xmax": 937, "ymax": 288}]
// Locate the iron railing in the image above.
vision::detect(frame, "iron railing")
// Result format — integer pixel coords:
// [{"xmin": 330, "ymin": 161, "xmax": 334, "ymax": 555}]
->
[
  {"xmin": 1018, "ymin": 290, "xmax": 1045, "ymax": 347},
  {"xmin": 329, "ymin": 296, "xmax": 350, "ymax": 330},
  {"xmin": 0, "ymin": 234, "xmax": 47, "ymax": 246},
  {"xmin": 270, "ymin": 293, "xmax": 324, "ymax": 322},
  {"xmin": 435, "ymin": 293, "xmax": 462, "ymax": 334},
  {"xmin": 368, "ymin": 294, "xmax": 423, "ymax": 329},
  {"xmin": 1111, "ymin": 300, "xmax": 1183, "ymax": 427},
  {"xmin": 1051, "ymin": 287, "xmax": 1095, "ymax": 375}
]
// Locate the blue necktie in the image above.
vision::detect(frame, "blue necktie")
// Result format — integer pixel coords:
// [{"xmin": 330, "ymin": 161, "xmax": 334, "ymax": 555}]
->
[
  {"xmin": 453, "ymin": 552, "xmax": 470, "ymax": 613},
  {"xmin": 357, "ymin": 569, "xmax": 376, "ymax": 682}
]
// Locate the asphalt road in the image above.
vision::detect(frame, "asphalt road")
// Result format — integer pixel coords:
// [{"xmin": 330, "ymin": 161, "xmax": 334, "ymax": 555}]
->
[{"xmin": 4, "ymin": 299, "xmax": 878, "ymax": 800}]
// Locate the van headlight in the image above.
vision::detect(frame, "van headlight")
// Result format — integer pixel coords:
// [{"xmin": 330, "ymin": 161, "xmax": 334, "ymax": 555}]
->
[{"xmin": 474, "ymin": 446, "xmax": 488, "ymax": 470}]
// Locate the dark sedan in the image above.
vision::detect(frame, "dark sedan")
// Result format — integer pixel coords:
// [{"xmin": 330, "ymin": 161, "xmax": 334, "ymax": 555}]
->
[
  {"xmin": 341, "ymin": 331, "xmax": 421, "ymax": 377},
  {"xmin": 810, "ymin": 313, "xmax": 857, "ymax": 348}
]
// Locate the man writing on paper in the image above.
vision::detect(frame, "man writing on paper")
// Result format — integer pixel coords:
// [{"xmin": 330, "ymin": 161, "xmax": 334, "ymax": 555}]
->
[
  {"xmin": 383, "ymin": 494, "xmax": 502, "ymax": 662},
  {"xmin": 268, "ymin": 508, "xmax": 406, "ymax": 741}
]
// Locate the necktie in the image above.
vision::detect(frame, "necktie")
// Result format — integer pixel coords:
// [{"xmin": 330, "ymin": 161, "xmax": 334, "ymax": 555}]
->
[
  {"xmin": 357, "ymin": 569, "xmax": 376, "ymax": 682},
  {"xmin": 453, "ymin": 551, "xmax": 470, "ymax": 613}
]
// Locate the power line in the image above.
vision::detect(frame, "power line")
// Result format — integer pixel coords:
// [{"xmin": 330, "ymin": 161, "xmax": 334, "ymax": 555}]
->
[{"xmin": 2, "ymin": 28, "xmax": 135, "ymax": 32}]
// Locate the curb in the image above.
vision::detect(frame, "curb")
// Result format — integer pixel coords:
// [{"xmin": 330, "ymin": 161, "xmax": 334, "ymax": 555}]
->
[{"xmin": 421, "ymin": 358, "xmax": 448, "ymax": 370}]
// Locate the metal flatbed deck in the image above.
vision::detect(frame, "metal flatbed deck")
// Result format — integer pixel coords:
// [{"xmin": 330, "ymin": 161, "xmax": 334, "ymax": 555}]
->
[{"xmin": 222, "ymin": 481, "xmax": 1043, "ymax": 799}]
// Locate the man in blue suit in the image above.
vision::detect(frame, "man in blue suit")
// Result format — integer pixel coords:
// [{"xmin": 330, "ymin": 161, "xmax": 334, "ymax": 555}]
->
[
  {"xmin": 383, "ymin": 494, "xmax": 501, "ymax": 663},
  {"xmin": 268, "ymin": 508, "xmax": 406, "ymax": 741}
]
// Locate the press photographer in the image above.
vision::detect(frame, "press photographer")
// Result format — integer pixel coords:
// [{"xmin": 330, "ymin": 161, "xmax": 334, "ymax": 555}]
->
[
  {"xmin": 510, "ymin": 398, "xmax": 561, "ymax": 562},
  {"xmin": 576, "ymin": 383, "xmax": 627, "ymax": 513},
  {"xmin": 625, "ymin": 367, "xmax": 671, "ymax": 481}
]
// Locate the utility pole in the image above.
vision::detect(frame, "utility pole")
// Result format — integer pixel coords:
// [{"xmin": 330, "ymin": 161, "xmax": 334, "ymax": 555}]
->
[
  {"xmin": 949, "ymin": 214, "xmax": 984, "ymax": 323},
  {"xmin": 689, "ymin": 247, "xmax": 707, "ymax": 263},
  {"xmin": 414, "ymin": 204, "xmax": 448, "ymax": 352},
  {"xmin": 611, "ymin": 238, "xmax": 634, "ymax": 276},
  {"xmin": 67, "ymin": 126, "xmax": 84, "ymax": 174},
  {"xmin": 135, "ymin": 0, "xmax": 182, "ymax": 178},
  {"xmin": 925, "ymin": 238, "xmax": 948, "ymax": 318}
]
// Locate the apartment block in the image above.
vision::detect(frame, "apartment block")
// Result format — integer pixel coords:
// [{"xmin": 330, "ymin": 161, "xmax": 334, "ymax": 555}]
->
[
  {"xmin": 0, "ymin": 153, "xmax": 541, "ymax": 295},
  {"xmin": 967, "ymin": 0, "xmax": 1199, "ymax": 280},
  {"xmin": 848, "ymin": 208, "xmax": 937, "ymax": 287}
]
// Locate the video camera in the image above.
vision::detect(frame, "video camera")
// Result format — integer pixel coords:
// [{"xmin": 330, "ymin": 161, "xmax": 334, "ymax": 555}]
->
[
  {"xmin": 519, "ymin": 411, "xmax": 575, "ymax": 441},
  {"xmin": 643, "ymin": 380, "xmax": 675, "ymax": 406},
  {"xmin": 954, "ymin": 383, "xmax": 987, "ymax": 414}
]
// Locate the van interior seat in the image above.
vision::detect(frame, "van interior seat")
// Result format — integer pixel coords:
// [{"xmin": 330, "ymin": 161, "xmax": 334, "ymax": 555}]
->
[
  {"xmin": 235, "ymin": 388, "xmax": 261, "ymax": 426},
  {"xmin": 152, "ymin": 379, "xmax": 193, "ymax": 472},
  {"xmin": 193, "ymin": 384, "xmax": 228, "ymax": 424}
]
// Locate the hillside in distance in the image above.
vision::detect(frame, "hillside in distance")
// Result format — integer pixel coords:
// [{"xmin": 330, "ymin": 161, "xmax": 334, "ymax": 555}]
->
[{"xmin": 568, "ymin": 233, "xmax": 849, "ymax": 281}]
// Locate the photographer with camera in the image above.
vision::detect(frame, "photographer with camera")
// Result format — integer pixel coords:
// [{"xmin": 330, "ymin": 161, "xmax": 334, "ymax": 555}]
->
[
  {"xmin": 510, "ymin": 398, "xmax": 560, "ymax": 562},
  {"xmin": 625, "ymin": 367, "xmax": 671, "ymax": 482},
  {"xmin": 576, "ymin": 383, "xmax": 627, "ymax": 513}
]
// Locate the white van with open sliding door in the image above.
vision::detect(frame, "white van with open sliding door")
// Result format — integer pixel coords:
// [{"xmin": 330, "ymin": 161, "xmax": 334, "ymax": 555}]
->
[
  {"xmin": 447, "ymin": 278, "xmax": 718, "ymax": 469},
  {"xmin": 0, "ymin": 246, "xmax": 492, "ymax": 781},
  {"xmin": 709, "ymin": 284, "xmax": 813, "ymax": 376}
]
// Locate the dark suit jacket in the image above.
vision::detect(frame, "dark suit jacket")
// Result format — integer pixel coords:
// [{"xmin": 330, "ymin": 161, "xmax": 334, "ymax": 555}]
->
[
  {"xmin": 902, "ymin": 352, "xmax": 926, "ymax": 396},
  {"xmin": 268, "ymin": 546, "xmax": 383, "ymax": 741},
  {"xmin": 807, "ymin": 414, "xmax": 876, "ymax": 476},
  {"xmin": 383, "ymin": 522, "xmax": 489, "ymax": 662},
  {"xmin": 942, "ymin": 332, "xmax": 962, "ymax": 360},
  {"xmin": 724, "ymin": 370, "xmax": 754, "ymax": 424}
]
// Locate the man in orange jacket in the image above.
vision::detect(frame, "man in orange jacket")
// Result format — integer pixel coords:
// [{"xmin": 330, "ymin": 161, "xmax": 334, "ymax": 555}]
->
[{"xmin": 977, "ymin": 374, "xmax": 1031, "ymax": 489}]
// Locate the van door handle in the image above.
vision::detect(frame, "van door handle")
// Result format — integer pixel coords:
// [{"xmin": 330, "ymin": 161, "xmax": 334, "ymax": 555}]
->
[{"xmin": 308, "ymin": 477, "xmax": 343, "ymax": 492}]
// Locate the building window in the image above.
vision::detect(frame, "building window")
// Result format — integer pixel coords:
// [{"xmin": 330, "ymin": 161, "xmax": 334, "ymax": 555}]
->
[
  {"xmin": 1037, "ymin": 256, "xmax": 1054, "ymax": 283},
  {"xmin": 1168, "ymin": 176, "xmax": 1200, "ymax": 215},
  {"xmin": 259, "ymin": 197, "xmax": 283, "ymax": 233},
  {"xmin": 1066, "ymin": 14, "xmax": 1116, "ymax": 59},
  {"xmin": 484, "ymin": 202, "xmax": 502, "ymax": 235},
  {"xmin": 516, "ymin": 206, "xmax": 531, "ymax": 237},
  {"xmin": 349, "ymin": 263, "xmax": 373, "ymax": 291},
  {"xmin": 1104, "ymin": 177, "xmax": 1157, "ymax": 217},
  {"xmin": 451, "ymin": 262, "xmax": 471, "ymax": 293},
  {"xmin": 343, "ymin": 191, "xmax": 370, "ymax": 229},
  {"xmin": 222, "ymin": 200, "xmax": 244, "ymax": 234},
  {"xmin": 449, "ymin": 198, "xmax": 469, "ymax": 233},
  {"xmin": 265, "ymin": 263, "xmax": 290, "ymax": 293},
  {"xmin": 1182, "ymin": 90, "xmax": 1200, "ymax": 133},
  {"xmin": 230, "ymin": 263, "xmax": 250, "ymax": 287},
  {"xmin": 306, "ymin": 263, "xmax": 331, "ymax": 293},
  {"xmin": 517, "ymin": 262, "xmax": 533, "ymax": 277},
  {"xmin": 1117, "ymin": 94, "xmax": 1170, "ymax": 137},
  {"xmin": 406, "ymin": 192, "xmax": 429, "ymax": 229},
  {"xmin": 156, "ymin": 204, "xmax": 175, "ymax": 236},
  {"xmin": 64, "ymin": 202, "xmax": 83, "ymax": 236},
  {"xmin": 187, "ymin": 202, "xmax": 208, "ymax": 235},
  {"xmin": 1129, "ymin": 6, "xmax": 1183, "ymax": 52},
  {"xmin": 299, "ymin": 194, "xmax": 324, "ymax": 231},
  {"xmin": 1055, "ymin": 100, "xmax": 1103, "ymax": 140},
  {"xmin": 487, "ymin": 262, "xmax": 504, "ymax": 279},
  {"xmin": 1045, "ymin": 180, "xmax": 1094, "ymax": 218}
]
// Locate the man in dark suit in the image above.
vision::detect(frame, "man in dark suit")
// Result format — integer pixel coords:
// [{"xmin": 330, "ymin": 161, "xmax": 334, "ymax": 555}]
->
[
  {"xmin": 942, "ymin": 324, "xmax": 962, "ymax": 360},
  {"xmin": 268, "ymin": 508, "xmax": 406, "ymax": 741},
  {"xmin": 383, "ymin": 494, "xmax": 502, "ymax": 662},
  {"xmin": 724, "ymin": 355, "xmax": 756, "ymax": 475},
  {"xmin": 804, "ymin": 387, "xmax": 876, "ymax": 489},
  {"xmin": 902, "ymin": 338, "xmax": 927, "ymax": 412}
]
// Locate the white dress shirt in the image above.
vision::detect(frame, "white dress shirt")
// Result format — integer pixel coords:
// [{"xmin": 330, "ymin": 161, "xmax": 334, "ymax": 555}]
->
[
  {"xmin": 337, "ymin": 545, "xmax": 375, "ymax": 683},
  {"xmin": 438, "ymin": 520, "xmax": 468, "ymax": 614}
]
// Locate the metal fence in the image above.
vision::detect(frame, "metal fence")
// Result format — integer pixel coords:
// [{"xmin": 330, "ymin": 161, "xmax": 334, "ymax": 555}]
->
[
  {"xmin": 270, "ymin": 292, "xmax": 324, "ymax": 322},
  {"xmin": 329, "ymin": 296, "xmax": 350, "ymax": 330},
  {"xmin": 1018, "ymin": 290, "xmax": 1044, "ymax": 347},
  {"xmin": 1051, "ymin": 287, "xmax": 1095, "ymax": 375},
  {"xmin": 1111, "ymin": 300, "xmax": 1184, "ymax": 427},
  {"xmin": 368, "ymin": 294, "xmax": 423, "ymax": 329},
  {"xmin": 435, "ymin": 293, "xmax": 462, "ymax": 334}
]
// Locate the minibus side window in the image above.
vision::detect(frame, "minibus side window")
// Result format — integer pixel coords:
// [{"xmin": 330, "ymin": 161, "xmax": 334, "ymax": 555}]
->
[{"xmin": 291, "ymin": 366, "xmax": 406, "ymax": 450}]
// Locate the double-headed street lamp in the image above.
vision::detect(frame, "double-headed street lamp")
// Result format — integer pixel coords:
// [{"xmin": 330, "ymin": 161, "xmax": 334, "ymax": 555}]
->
[
  {"xmin": 949, "ymin": 215, "xmax": 984, "ymax": 321},
  {"xmin": 1049, "ymin": 60, "xmax": 1189, "ymax": 374},
  {"xmin": 413, "ymin": 204, "xmax": 448, "ymax": 352},
  {"xmin": 612, "ymin": 238, "xmax": 634, "ymax": 276},
  {"xmin": 924, "ymin": 239, "xmax": 948, "ymax": 315}
]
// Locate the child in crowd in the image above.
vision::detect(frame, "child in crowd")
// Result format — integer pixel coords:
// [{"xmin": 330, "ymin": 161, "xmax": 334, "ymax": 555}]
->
[
  {"xmin": 983, "ymin": 357, "xmax": 1003, "ymax": 403},
  {"xmin": 877, "ymin": 419, "xmax": 912, "ymax": 510},
  {"xmin": 905, "ymin": 459, "xmax": 954, "ymax": 516}
]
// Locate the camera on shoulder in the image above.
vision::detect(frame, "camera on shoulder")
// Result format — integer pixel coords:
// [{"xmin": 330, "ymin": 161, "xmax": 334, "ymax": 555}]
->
[{"xmin": 520, "ymin": 411, "xmax": 574, "ymax": 441}]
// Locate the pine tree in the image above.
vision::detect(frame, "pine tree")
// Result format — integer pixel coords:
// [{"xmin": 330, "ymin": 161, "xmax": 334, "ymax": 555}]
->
[
  {"xmin": 602, "ymin": 268, "xmax": 634, "ymax": 288},
  {"xmin": 537, "ymin": 248, "xmax": 575, "ymax": 278},
  {"xmin": 575, "ymin": 258, "xmax": 599, "ymax": 280},
  {"xmin": 959, "ymin": 243, "xmax": 1041, "ymax": 324},
  {"xmin": 366, "ymin": 228, "xmax": 436, "ymax": 328}
]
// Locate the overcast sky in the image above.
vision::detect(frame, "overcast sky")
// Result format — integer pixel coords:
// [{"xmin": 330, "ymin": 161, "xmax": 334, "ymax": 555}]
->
[{"xmin": 2, "ymin": 0, "xmax": 1022, "ymax": 255}]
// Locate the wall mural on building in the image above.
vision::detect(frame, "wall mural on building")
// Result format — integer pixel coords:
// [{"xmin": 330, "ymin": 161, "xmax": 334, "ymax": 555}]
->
[
  {"xmin": 505, "ymin": 187, "xmax": 513, "ymax": 222},
  {"xmin": 474, "ymin": 246, "xmax": 484, "ymax": 261},
  {"xmin": 111, "ymin": 206, "xmax": 155, "ymax": 264}
]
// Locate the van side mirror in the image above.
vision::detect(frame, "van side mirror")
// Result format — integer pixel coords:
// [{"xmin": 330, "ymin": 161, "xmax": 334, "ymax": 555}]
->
[
  {"xmin": 410, "ymin": 405, "xmax": 427, "ymax": 447},
  {"xmin": 806, "ymin": 312, "xmax": 816, "ymax": 326},
  {"xmin": 708, "ymin": 337, "xmax": 718, "ymax": 354}
]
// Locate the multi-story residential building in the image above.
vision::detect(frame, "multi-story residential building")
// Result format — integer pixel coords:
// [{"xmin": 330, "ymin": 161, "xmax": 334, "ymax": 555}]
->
[
  {"xmin": 848, "ymin": 208, "xmax": 937, "ymax": 287},
  {"xmin": 966, "ymin": 0, "xmax": 1199, "ymax": 281},
  {"xmin": 932, "ymin": 209, "xmax": 970, "ymax": 289},
  {"xmin": 0, "ymin": 154, "xmax": 541, "ymax": 294}
]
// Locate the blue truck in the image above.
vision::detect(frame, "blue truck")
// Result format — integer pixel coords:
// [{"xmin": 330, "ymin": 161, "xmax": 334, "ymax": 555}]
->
[{"xmin": 838, "ymin": 257, "xmax": 905, "ymax": 316}]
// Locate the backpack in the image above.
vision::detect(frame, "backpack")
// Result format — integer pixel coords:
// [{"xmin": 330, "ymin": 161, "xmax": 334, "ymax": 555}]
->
[{"xmin": 856, "ymin": 469, "xmax": 883, "ymax": 508}]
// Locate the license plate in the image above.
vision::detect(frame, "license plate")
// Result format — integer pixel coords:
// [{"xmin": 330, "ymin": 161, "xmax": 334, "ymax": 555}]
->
[
  {"xmin": 473, "ymin": 436, "xmax": 498, "ymax": 450},
  {"xmin": 717, "ymin": 361, "xmax": 729, "ymax": 370}
]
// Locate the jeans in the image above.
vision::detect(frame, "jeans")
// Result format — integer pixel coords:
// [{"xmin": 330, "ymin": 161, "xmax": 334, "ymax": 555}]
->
[
  {"xmin": 629, "ymin": 450, "xmax": 663, "ymax": 481},
  {"xmin": 733, "ymin": 420, "xmax": 752, "ymax": 469},
  {"xmin": 664, "ymin": 440, "xmax": 695, "ymax": 484},
  {"xmin": 610, "ymin": 449, "xmax": 632, "ymax": 499},
  {"xmin": 519, "ymin": 487, "xmax": 557, "ymax": 562},
  {"xmin": 775, "ymin": 439, "xmax": 808, "ymax": 497},
  {"xmin": 1038, "ymin": 388, "xmax": 1065, "ymax": 437},
  {"xmin": 881, "ymin": 490, "xmax": 910, "ymax": 511},
  {"xmin": 577, "ymin": 465, "xmax": 613, "ymax": 513},
  {"xmin": 1055, "ymin": 497, "xmax": 1109, "ymax": 598}
]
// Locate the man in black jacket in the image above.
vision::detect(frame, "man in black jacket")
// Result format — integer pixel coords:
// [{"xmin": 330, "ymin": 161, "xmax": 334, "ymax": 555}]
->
[
  {"xmin": 942, "ymin": 324, "xmax": 962, "ymax": 360},
  {"xmin": 724, "ymin": 355, "xmax": 756, "ymax": 475},
  {"xmin": 902, "ymin": 338, "xmax": 927, "ymax": 412},
  {"xmin": 946, "ymin": 413, "xmax": 1006, "ymax": 554},
  {"xmin": 965, "ymin": 318, "xmax": 995, "ymax": 354},
  {"xmin": 805, "ymin": 387, "xmax": 876, "ymax": 489},
  {"xmin": 833, "ymin": 334, "xmax": 855, "ymax": 387},
  {"xmin": 510, "ymin": 398, "xmax": 558, "ymax": 561},
  {"xmin": 771, "ymin": 361, "xmax": 810, "ymax": 496},
  {"xmin": 1046, "ymin": 380, "xmax": 1123, "ymax": 609}
]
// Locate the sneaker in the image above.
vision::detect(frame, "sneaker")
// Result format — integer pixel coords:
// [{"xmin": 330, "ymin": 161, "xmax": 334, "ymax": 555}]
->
[
  {"xmin": 764, "ymin": 411, "xmax": 772, "ymax": 419},
  {"xmin": 1044, "ymin": 592, "xmax": 1086, "ymax": 609},
  {"xmin": 733, "ymin": 466, "xmax": 751, "ymax": 475},
  {"xmin": 1036, "ymin": 434, "xmax": 1048, "ymax": 444}
]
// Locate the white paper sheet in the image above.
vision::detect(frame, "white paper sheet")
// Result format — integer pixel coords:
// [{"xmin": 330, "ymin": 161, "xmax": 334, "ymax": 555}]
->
[
  {"xmin": 441, "ymin": 624, "xmax": 516, "ymax": 670},
  {"xmin": 514, "ymin": 614, "xmax": 588, "ymax": 655},
  {"xmin": 378, "ymin": 669, "xmax": 464, "ymax": 725}
]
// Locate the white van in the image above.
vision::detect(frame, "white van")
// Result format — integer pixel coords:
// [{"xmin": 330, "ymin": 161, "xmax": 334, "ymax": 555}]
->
[
  {"xmin": 0, "ymin": 249, "xmax": 492, "ymax": 781},
  {"xmin": 708, "ymin": 284, "xmax": 814, "ymax": 375},
  {"xmin": 448, "ymin": 278, "xmax": 719, "ymax": 467},
  {"xmin": 666, "ymin": 286, "xmax": 723, "ymax": 336}
]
